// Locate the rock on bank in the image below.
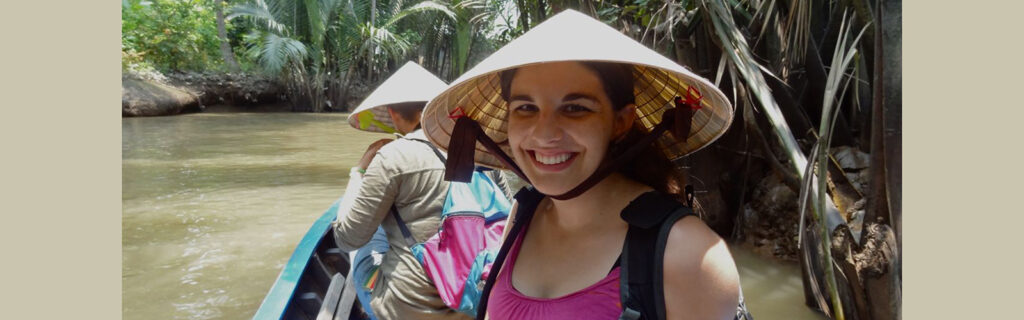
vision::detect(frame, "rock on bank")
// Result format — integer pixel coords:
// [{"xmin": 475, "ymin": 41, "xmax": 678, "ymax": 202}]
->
[{"xmin": 122, "ymin": 72, "xmax": 285, "ymax": 117}]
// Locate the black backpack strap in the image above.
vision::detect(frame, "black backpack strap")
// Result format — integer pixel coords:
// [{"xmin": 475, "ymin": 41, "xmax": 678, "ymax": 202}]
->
[
  {"xmin": 619, "ymin": 222, "xmax": 653, "ymax": 320},
  {"xmin": 475, "ymin": 187, "xmax": 544, "ymax": 320},
  {"xmin": 652, "ymin": 207, "xmax": 694, "ymax": 319},
  {"xmin": 618, "ymin": 192, "xmax": 695, "ymax": 320},
  {"xmin": 618, "ymin": 228, "xmax": 643, "ymax": 320},
  {"xmin": 620, "ymin": 193, "xmax": 752, "ymax": 320},
  {"xmin": 390, "ymin": 204, "xmax": 417, "ymax": 246}
]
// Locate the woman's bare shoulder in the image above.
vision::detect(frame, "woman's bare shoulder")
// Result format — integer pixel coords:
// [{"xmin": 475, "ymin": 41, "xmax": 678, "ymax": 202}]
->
[{"xmin": 662, "ymin": 216, "xmax": 740, "ymax": 320}]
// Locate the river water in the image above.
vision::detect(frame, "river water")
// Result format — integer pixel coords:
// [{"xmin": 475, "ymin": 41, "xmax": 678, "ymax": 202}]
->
[{"xmin": 122, "ymin": 113, "xmax": 825, "ymax": 320}]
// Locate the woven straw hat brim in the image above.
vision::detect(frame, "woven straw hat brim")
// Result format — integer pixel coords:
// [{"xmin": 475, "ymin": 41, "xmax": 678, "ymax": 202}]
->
[
  {"xmin": 422, "ymin": 10, "xmax": 734, "ymax": 169},
  {"xmin": 348, "ymin": 61, "xmax": 448, "ymax": 133}
]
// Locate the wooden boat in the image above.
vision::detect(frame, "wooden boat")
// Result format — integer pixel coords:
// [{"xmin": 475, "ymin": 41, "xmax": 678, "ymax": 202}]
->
[{"xmin": 253, "ymin": 198, "xmax": 366, "ymax": 320}]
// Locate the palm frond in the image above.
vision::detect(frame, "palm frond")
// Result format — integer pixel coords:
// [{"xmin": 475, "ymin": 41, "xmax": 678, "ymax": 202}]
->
[
  {"xmin": 700, "ymin": 0, "xmax": 807, "ymax": 177},
  {"xmin": 229, "ymin": 0, "xmax": 289, "ymax": 35},
  {"xmin": 264, "ymin": 0, "xmax": 296, "ymax": 22},
  {"xmin": 256, "ymin": 32, "xmax": 309, "ymax": 74},
  {"xmin": 303, "ymin": 0, "xmax": 328, "ymax": 49},
  {"xmin": 383, "ymin": 1, "xmax": 456, "ymax": 28},
  {"xmin": 369, "ymin": 26, "xmax": 411, "ymax": 57},
  {"xmin": 388, "ymin": 0, "xmax": 405, "ymax": 20},
  {"xmin": 782, "ymin": 0, "xmax": 811, "ymax": 68},
  {"xmin": 345, "ymin": 0, "xmax": 372, "ymax": 25},
  {"xmin": 714, "ymin": 54, "xmax": 728, "ymax": 87},
  {"xmin": 795, "ymin": 10, "xmax": 870, "ymax": 319},
  {"xmin": 748, "ymin": 0, "xmax": 777, "ymax": 50}
]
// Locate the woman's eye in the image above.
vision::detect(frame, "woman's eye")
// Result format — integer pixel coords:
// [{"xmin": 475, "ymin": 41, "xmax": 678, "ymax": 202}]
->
[
  {"xmin": 563, "ymin": 104, "xmax": 592, "ymax": 114},
  {"xmin": 513, "ymin": 104, "xmax": 539, "ymax": 113}
]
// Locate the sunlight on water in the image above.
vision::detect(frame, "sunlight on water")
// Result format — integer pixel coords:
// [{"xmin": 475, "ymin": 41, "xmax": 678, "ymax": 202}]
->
[
  {"xmin": 123, "ymin": 113, "xmax": 386, "ymax": 320},
  {"xmin": 123, "ymin": 113, "xmax": 824, "ymax": 320}
]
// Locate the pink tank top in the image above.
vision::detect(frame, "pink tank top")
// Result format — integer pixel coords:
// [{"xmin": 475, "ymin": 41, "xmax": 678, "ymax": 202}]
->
[{"xmin": 486, "ymin": 230, "xmax": 622, "ymax": 319}]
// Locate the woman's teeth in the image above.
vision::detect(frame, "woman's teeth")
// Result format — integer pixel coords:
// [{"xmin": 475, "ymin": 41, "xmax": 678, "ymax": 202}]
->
[{"xmin": 536, "ymin": 153, "xmax": 571, "ymax": 165}]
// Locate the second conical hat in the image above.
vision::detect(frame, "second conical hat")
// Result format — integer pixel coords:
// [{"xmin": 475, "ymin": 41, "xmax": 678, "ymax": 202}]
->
[{"xmin": 348, "ymin": 61, "xmax": 448, "ymax": 133}]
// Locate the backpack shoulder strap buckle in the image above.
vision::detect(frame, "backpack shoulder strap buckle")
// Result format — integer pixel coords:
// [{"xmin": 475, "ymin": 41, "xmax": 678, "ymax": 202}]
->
[{"xmin": 619, "ymin": 308, "xmax": 642, "ymax": 320}]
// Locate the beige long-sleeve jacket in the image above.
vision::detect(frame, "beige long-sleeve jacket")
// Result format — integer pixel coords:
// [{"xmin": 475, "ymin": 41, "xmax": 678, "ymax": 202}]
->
[{"xmin": 332, "ymin": 129, "xmax": 510, "ymax": 320}]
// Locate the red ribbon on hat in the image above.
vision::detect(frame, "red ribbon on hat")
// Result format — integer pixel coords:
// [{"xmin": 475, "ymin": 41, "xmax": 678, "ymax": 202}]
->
[
  {"xmin": 448, "ymin": 106, "xmax": 466, "ymax": 119},
  {"xmin": 675, "ymin": 86, "xmax": 703, "ymax": 111}
]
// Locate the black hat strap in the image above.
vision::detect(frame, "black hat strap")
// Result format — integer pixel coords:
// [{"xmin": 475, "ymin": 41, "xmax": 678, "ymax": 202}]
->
[{"xmin": 445, "ymin": 116, "xmax": 531, "ymax": 184}]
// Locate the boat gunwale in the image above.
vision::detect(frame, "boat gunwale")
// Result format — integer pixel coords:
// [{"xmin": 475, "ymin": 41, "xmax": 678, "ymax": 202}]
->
[{"xmin": 252, "ymin": 198, "xmax": 340, "ymax": 319}]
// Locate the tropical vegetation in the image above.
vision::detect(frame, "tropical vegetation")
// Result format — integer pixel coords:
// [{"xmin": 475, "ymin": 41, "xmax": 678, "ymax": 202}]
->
[{"xmin": 122, "ymin": 0, "xmax": 901, "ymax": 319}]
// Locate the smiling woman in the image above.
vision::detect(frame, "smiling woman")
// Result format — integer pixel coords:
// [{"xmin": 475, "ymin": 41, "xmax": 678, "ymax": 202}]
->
[
  {"xmin": 500, "ymin": 62, "xmax": 683, "ymax": 198},
  {"xmin": 420, "ymin": 9, "xmax": 748, "ymax": 320},
  {"xmin": 487, "ymin": 60, "xmax": 740, "ymax": 320}
]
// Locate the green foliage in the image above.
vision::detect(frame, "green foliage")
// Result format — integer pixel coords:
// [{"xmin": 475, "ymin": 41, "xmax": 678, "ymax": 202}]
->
[
  {"xmin": 122, "ymin": 0, "xmax": 230, "ymax": 72},
  {"xmin": 224, "ymin": 0, "xmax": 454, "ymax": 111},
  {"xmin": 406, "ymin": 0, "xmax": 511, "ymax": 79}
]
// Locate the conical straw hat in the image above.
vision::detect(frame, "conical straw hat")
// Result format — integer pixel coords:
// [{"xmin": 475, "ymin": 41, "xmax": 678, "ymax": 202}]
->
[
  {"xmin": 422, "ymin": 10, "xmax": 733, "ymax": 169},
  {"xmin": 348, "ymin": 61, "xmax": 448, "ymax": 133}
]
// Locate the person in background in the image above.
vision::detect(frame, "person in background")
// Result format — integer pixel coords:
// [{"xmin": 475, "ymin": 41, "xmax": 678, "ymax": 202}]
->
[{"xmin": 333, "ymin": 61, "xmax": 510, "ymax": 320}]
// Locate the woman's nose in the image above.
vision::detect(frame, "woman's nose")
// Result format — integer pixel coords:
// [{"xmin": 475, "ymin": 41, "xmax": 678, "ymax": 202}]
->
[{"xmin": 531, "ymin": 109, "xmax": 563, "ymax": 143}]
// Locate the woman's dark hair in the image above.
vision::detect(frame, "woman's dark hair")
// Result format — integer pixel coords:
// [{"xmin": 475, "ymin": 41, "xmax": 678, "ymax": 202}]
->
[
  {"xmin": 387, "ymin": 101, "xmax": 425, "ymax": 130},
  {"xmin": 498, "ymin": 61, "xmax": 686, "ymax": 195}
]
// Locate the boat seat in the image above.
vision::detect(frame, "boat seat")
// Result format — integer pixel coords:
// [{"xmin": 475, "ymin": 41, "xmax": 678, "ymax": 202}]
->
[
  {"xmin": 316, "ymin": 236, "xmax": 352, "ymax": 277},
  {"xmin": 316, "ymin": 272, "xmax": 359, "ymax": 320},
  {"xmin": 297, "ymin": 291, "xmax": 324, "ymax": 318}
]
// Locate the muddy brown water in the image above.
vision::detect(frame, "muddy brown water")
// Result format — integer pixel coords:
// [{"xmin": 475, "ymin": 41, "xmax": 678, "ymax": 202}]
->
[{"xmin": 122, "ymin": 113, "xmax": 825, "ymax": 320}]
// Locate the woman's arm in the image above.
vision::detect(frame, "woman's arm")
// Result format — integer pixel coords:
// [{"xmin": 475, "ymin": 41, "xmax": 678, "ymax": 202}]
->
[
  {"xmin": 662, "ymin": 216, "xmax": 740, "ymax": 320},
  {"xmin": 333, "ymin": 166, "xmax": 366, "ymax": 233}
]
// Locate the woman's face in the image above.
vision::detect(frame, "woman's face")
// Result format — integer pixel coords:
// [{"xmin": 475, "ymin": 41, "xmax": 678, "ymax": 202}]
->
[{"xmin": 506, "ymin": 62, "xmax": 634, "ymax": 196}]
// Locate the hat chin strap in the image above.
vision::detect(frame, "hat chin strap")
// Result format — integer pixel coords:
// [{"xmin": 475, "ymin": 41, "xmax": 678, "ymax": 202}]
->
[
  {"xmin": 444, "ymin": 100, "xmax": 694, "ymax": 201},
  {"xmin": 444, "ymin": 116, "xmax": 531, "ymax": 184}
]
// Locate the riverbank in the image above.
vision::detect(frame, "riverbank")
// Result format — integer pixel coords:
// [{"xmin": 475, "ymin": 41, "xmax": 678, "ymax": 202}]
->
[
  {"xmin": 734, "ymin": 147, "xmax": 871, "ymax": 262},
  {"xmin": 122, "ymin": 70, "xmax": 383, "ymax": 117},
  {"xmin": 122, "ymin": 70, "xmax": 287, "ymax": 117}
]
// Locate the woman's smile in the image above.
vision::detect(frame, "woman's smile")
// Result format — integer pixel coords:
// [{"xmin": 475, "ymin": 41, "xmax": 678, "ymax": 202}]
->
[{"xmin": 527, "ymin": 150, "xmax": 579, "ymax": 172}]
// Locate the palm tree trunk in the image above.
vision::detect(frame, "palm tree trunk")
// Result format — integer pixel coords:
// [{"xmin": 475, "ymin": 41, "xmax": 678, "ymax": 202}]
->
[
  {"xmin": 339, "ymin": 63, "xmax": 357, "ymax": 111},
  {"xmin": 371, "ymin": 0, "xmax": 377, "ymax": 26},
  {"xmin": 878, "ymin": 0, "xmax": 901, "ymax": 252},
  {"xmin": 863, "ymin": 0, "xmax": 893, "ymax": 244},
  {"xmin": 863, "ymin": 0, "xmax": 901, "ymax": 314},
  {"xmin": 214, "ymin": 0, "xmax": 240, "ymax": 72},
  {"xmin": 516, "ymin": 0, "xmax": 531, "ymax": 31}
]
